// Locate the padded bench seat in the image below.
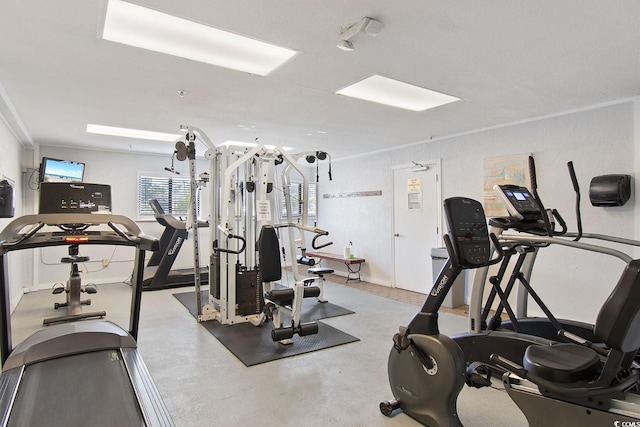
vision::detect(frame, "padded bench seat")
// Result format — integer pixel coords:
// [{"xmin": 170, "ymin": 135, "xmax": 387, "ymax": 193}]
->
[{"xmin": 308, "ymin": 267, "xmax": 334, "ymax": 275}]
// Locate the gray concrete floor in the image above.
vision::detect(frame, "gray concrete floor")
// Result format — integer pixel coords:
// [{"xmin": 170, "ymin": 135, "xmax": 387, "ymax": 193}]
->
[{"xmin": 11, "ymin": 280, "xmax": 527, "ymax": 426}]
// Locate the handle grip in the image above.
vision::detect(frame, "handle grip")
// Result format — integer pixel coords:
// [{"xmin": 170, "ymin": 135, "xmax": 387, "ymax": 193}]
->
[
  {"xmin": 312, "ymin": 231, "xmax": 333, "ymax": 250},
  {"xmin": 551, "ymin": 209, "xmax": 567, "ymax": 235},
  {"xmin": 568, "ymin": 161, "xmax": 583, "ymax": 241},
  {"xmin": 528, "ymin": 156, "xmax": 537, "ymax": 191},
  {"xmin": 213, "ymin": 234, "xmax": 246, "ymax": 254},
  {"xmin": 568, "ymin": 161, "xmax": 580, "ymax": 192}
]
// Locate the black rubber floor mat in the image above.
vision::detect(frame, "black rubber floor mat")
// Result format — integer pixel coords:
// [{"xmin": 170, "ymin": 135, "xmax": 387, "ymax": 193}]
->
[{"xmin": 173, "ymin": 291, "xmax": 359, "ymax": 366}]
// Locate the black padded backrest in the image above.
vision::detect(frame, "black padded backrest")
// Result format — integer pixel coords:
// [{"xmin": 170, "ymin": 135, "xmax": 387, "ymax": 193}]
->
[
  {"xmin": 594, "ymin": 259, "xmax": 640, "ymax": 353},
  {"xmin": 258, "ymin": 225, "xmax": 281, "ymax": 282}
]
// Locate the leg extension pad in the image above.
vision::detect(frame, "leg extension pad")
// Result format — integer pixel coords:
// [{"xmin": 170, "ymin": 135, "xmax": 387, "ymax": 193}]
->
[
  {"xmin": 265, "ymin": 286, "xmax": 321, "ymax": 304},
  {"xmin": 271, "ymin": 322, "xmax": 319, "ymax": 341}
]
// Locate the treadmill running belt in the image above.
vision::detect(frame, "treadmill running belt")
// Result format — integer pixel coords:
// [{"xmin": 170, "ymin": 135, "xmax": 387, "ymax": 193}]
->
[{"xmin": 8, "ymin": 350, "xmax": 144, "ymax": 427}]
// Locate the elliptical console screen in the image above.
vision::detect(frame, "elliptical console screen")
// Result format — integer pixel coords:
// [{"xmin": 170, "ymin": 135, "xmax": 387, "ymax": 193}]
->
[
  {"xmin": 443, "ymin": 197, "xmax": 490, "ymax": 268},
  {"xmin": 493, "ymin": 184, "xmax": 542, "ymax": 221}
]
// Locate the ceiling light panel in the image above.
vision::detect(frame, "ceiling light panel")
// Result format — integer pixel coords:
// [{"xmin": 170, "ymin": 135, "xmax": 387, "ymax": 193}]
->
[
  {"xmin": 222, "ymin": 141, "xmax": 294, "ymax": 151},
  {"xmin": 336, "ymin": 75, "xmax": 460, "ymax": 111},
  {"xmin": 86, "ymin": 124, "xmax": 181, "ymax": 141},
  {"xmin": 102, "ymin": 0, "xmax": 298, "ymax": 76}
]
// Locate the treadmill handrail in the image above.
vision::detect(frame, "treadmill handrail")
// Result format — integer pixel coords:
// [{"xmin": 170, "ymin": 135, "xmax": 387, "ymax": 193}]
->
[
  {"xmin": 0, "ymin": 213, "xmax": 158, "ymax": 252},
  {"xmin": 0, "ymin": 213, "xmax": 160, "ymax": 365},
  {"xmin": 149, "ymin": 199, "xmax": 187, "ymax": 230}
]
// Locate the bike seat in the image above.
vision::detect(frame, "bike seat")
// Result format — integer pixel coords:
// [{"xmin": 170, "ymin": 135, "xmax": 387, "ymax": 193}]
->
[{"xmin": 524, "ymin": 343, "xmax": 600, "ymax": 383}]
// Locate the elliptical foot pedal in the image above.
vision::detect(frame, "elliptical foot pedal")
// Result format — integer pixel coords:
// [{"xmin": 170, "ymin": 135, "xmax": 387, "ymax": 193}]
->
[
  {"xmin": 52, "ymin": 284, "xmax": 65, "ymax": 295},
  {"xmin": 84, "ymin": 283, "xmax": 98, "ymax": 294}
]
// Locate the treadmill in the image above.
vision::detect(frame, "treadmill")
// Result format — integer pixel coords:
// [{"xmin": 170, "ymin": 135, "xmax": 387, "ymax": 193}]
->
[
  {"xmin": 0, "ymin": 213, "xmax": 175, "ymax": 426},
  {"xmin": 143, "ymin": 199, "xmax": 208, "ymax": 290}
]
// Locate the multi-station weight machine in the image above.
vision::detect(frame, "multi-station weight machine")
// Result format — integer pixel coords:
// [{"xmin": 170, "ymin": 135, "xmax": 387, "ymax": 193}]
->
[{"xmin": 172, "ymin": 126, "xmax": 333, "ymax": 344}]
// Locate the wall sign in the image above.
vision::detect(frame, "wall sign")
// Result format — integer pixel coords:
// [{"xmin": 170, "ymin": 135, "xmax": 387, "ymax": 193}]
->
[
  {"xmin": 323, "ymin": 190, "xmax": 382, "ymax": 199},
  {"xmin": 407, "ymin": 178, "xmax": 421, "ymax": 192}
]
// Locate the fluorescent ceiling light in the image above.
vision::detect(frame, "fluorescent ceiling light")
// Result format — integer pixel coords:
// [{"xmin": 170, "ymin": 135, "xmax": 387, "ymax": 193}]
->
[
  {"xmin": 336, "ymin": 75, "xmax": 460, "ymax": 111},
  {"xmin": 86, "ymin": 124, "xmax": 181, "ymax": 141},
  {"xmin": 102, "ymin": 0, "xmax": 297, "ymax": 76},
  {"xmin": 222, "ymin": 141, "xmax": 294, "ymax": 151}
]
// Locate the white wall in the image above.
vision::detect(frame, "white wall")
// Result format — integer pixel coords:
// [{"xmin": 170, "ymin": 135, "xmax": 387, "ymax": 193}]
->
[
  {"xmin": 31, "ymin": 145, "xmax": 317, "ymax": 290},
  {"xmin": 34, "ymin": 146, "xmax": 212, "ymax": 289},
  {"xmin": 0, "ymin": 118, "xmax": 26, "ymax": 309},
  {"xmin": 319, "ymin": 101, "xmax": 637, "ymax": 324},
  {"xmin": 14, "ymin": 100, "xmax": 639, "ymax": 324}
]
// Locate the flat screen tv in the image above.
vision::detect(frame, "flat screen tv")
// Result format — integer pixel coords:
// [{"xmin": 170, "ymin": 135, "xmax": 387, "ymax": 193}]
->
[{"xmin": 39, "ymin": 157, "xmax": 85, "ymax": 184}]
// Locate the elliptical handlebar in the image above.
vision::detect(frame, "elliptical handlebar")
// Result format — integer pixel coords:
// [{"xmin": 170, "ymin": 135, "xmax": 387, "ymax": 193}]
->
[
  {"xmin": 488, "ymin": 233, "xmax": 505, "ymax": 266},
  {"xmin": 528, "ymin": 156, "xmax": 554, "ymax": 237},
  {"xmin": 550, "ymin": 209, "xmax": 568, "ymax": 235},
  {"xmin": 567, "ymin": 161, "xmax": 583, "ymax": 241},
  {"xmin": 499, "ymin": 233, "xmax": 632, "ymax": 263}
]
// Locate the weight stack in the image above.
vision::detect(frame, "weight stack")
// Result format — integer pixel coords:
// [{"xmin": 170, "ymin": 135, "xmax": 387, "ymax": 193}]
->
[
  {"xmin": 209, "ymin": 252, "xmax": 221, "ymax": 300},
  {"xmin": 236, "ymin": 269, "xmax": 265, "ymax": 316}
]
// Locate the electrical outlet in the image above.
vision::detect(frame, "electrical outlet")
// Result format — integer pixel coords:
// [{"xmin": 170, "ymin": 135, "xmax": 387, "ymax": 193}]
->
[{"xmin": 102, "ymin": 259, "xmax": 109, "ymax": 267}]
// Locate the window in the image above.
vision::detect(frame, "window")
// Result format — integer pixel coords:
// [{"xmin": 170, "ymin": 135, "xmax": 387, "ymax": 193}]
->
[
  {"xmin": 137, "ymin": 174, "xmax": 196, "ymax": 217},
  {"xmin": 280, "ymin": 182, "xmax": 317, "ymax": 220}
]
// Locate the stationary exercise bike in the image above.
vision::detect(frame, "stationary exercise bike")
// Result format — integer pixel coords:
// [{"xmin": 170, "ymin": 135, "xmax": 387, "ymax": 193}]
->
[
  {"xmin": 44, "ymin": 239, "xmax": 106, "ymax": 326},
  {"xmin": 380, "ymin": 197, "xmax": 640, "ymax": 426},
  {"xmin": 380, "ymin": 197, "xmax": 503, "ymax": 426}
]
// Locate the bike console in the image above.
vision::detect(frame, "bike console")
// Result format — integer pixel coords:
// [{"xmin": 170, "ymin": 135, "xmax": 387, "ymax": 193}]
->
[{"xmin": 443, "ymin": 197, "xmax": 491, "ymax": 268}]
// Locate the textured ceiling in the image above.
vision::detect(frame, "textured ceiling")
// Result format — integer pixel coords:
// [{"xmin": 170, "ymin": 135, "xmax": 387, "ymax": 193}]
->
[{"xmin": 1, "ymin": 1, "xmax": 639, "ymax": 159}]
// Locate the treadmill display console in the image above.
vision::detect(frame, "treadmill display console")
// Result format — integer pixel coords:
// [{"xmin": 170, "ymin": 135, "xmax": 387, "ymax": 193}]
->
[
  {"xmin": 39, "ymin": 183, "xmax": 112, "ymax": 215},
  {"xmin": 443, "ymin": 197, "xmax": 490, "ymax": 268},
  {"xmin": 493, "ymin": 184, "xmax": 542, "ymax": 221}
]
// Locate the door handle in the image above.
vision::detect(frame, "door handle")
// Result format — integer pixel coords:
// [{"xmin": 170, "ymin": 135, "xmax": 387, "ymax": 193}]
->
[{"xmin": 393, "ymin": 233, "xmax": 400, "ymax": 237}]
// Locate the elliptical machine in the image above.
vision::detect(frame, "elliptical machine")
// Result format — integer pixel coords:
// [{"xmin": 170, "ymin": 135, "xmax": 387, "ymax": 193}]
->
[
  {"xmin": 380, "ymin": 197, "xmax": 503, "ymax": 426},
  {"xmin": 467, "ymin": 160, "xmax": 599, "ymax": 343}
]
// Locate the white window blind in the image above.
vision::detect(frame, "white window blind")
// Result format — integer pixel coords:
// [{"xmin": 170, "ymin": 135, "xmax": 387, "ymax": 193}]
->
[
  {"xmin": 138, "ymin": 174, "xmax": 196, "ymax": 216},
  {"xmin": 280, "ymin": 183, "xmax": 317, "ymax": 220}
]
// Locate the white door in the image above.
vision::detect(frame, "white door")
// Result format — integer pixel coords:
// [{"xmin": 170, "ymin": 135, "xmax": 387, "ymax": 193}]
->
[{"xmin": 393, "ymin": 162, "xmax": 441, "ymax": 293}]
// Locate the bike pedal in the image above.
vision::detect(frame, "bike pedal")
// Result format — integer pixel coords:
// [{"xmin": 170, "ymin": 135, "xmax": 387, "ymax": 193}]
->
[{"xmin": 466, "ymin": 362, "xmax": 492, "ymax": 388}]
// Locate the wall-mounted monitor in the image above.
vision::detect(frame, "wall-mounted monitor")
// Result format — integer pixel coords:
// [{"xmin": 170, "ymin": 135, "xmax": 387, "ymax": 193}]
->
[{"xmin": 39, "ymin": 157, "xmax": 85, "ymax": 184}]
